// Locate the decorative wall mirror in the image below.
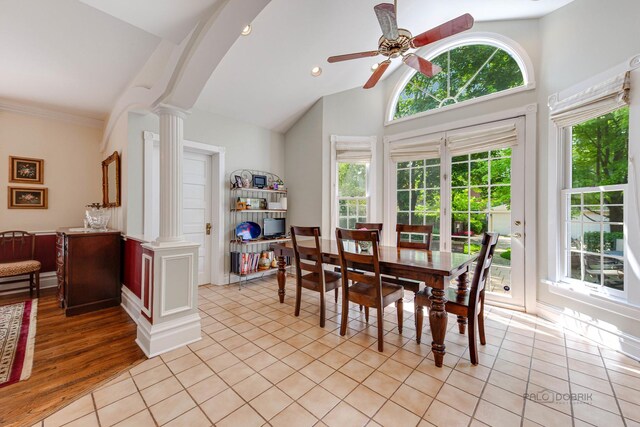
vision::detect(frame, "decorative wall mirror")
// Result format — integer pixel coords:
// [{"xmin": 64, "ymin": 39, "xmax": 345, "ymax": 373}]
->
[{"xmin": 102, "ymin": 151, "xmax": 121, "ymax": 207}]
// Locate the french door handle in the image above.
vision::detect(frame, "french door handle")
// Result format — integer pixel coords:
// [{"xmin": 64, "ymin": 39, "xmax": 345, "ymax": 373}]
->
[
  {"xmin": 512, "ymin": 233, "xmax": 522, "ymax": 238},
  {"xmin": 206, "ymin": 223, "xmax": 212, "ymax": 235}
]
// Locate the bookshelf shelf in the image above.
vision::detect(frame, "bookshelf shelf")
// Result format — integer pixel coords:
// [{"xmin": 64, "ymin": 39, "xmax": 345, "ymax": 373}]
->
[
  {"xmin": 231, "ymin": 237, "xmax": 291, "ymax": 246},
  {"xmin": 231, "ymin": 187, "xmax": 287, "ymax": 194}
]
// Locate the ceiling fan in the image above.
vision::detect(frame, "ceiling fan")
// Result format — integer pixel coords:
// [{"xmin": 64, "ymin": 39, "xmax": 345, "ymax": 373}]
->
[{"xmin": 327, "ymin": 2, "xmax": 474, "ymax": 89}]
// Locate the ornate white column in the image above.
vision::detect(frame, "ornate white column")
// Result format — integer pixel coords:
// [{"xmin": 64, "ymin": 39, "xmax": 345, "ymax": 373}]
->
[
  {"xmin": 136, "ymin": 104, "xmax": 202, "ymax": 357},
  {"xmin": 155, "ymin": 105, "xmax": 187, "ymax": 243}
]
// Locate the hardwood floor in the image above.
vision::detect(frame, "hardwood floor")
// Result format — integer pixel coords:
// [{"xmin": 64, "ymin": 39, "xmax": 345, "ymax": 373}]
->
[{"xmin": 0, "ymin": 288, "xmax": 145, "ymax": 427}]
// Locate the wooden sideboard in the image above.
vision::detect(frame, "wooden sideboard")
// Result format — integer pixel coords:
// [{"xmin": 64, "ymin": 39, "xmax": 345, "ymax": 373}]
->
[{"xmin": 56, "ymin": 228, "xmax": 121, "ymax": 316}]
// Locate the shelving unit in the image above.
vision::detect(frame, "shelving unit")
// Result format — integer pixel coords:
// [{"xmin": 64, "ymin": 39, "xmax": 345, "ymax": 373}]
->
[{"xmin": 228, "ymin": 169, "xmax": 291, "ymax": 288}]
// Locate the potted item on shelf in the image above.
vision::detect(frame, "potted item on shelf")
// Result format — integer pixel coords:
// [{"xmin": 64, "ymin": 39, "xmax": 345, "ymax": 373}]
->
[
  {"xmin": 85, "ymin": 203, "xmax": 110, "ymax": 230},
  {"xmin": 258, "ymin": 252, "xmax": 271, "ymax": 270},
  {"xmin": 271, "ymin": 258, "xmax": 278, "ymax": 268},
  {"xmin": 236, "ymin": 200, "xmax": 247, "ymax": 210},
  {"xmin": 242, "ymin": 177, "xmax": 251, "ymax": 188}
]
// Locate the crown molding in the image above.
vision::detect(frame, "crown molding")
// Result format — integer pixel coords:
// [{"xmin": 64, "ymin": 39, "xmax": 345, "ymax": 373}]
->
[{"xmin": 0, "ymin": 98, "xmax": 104, "ymax": 129}]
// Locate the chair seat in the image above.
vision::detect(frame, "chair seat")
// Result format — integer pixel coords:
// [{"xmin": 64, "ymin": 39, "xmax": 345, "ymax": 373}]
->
[
  {"xmin": 415, "ymin": 287, "xmax": 471, "ymax": 316},
  {"xmin": 301, "ymin": 270, "xmax": 342, "ymax": 292},
  {"xmin": 0, "ymin": 260, "xmax": 41, "ymax": 277},
  {"xmin": 349, "ymin": 280, "xmax": 404, "ymax": 307}
]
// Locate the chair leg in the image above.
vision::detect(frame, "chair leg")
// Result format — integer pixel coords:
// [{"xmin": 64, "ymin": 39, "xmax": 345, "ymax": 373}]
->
[
  {"xmin": 359, "ymin": 305, "xmax": 363, "ymax": 312},
  {"xmin": 334, "ymin": 288, "xmax": 338, "ymax": 303},
  {"xmin": 36, "ymin": 271, "xmax": 40, "ymax": 298},
  {"xmin": 377, "ymin": 306, "xmax": 384, "ymax": 352},
  {"xmin": 416, "ymin": 306, "xmax": 424, "ymax": 344},
  {"xmin": 339, "ymin": 292, "xmax": 349, "ymax": 336},
  {"xmin": 364, "ymin": 306, "xmax": 369, "ymax": 323},
  {"xmin": 478, "ymin": 292, "xmax": 486, "ymax": 346},
  {"xmin": 468, "ymin": 312, "xmax": 479, "ymax": 365},
  {"xmin": 29, "ymin": 273, "xmax": 33, "ymax": 298},
  {"xmin": 294, "ymin": 284, "xmax": 302, "ymax": 317},
  {"xmin": 319, "ymin": 291, "xmax": 326, "ymax": 328},
  {"xmin": 396, "ymin": 299, "xmax": 403, "ymax": 334}
]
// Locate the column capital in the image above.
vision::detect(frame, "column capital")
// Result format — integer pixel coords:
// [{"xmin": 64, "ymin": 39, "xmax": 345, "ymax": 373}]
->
[{"xmin": 153, "ymin": 104, "xmax": 190, "ymax": 119}]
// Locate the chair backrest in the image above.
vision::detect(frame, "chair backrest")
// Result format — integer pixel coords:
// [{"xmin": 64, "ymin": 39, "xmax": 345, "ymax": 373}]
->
[
  {"xmin": 335, "ymin": 228, "xmax": 383, "ymax": 303},
  {"xmin": 468, "ymin": 232, "xmax": 500, "ymax": 314},
  {"xmin": 355, "ymin": 223, "xmax": 383, "ymax": 242},
  {"xmin": 290, "ymin": 226, "xmax": 323, "ymax": 277},
  {"xmin": 0, "ymin": 231, "xmax": 35, "ymax": 263},
  {"xmin": 396, "ymin": 224, "xmax": 433, "ymax": 250}
]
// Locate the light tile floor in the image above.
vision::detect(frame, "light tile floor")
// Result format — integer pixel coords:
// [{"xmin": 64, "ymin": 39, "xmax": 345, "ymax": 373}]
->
[{"xmin": 34, "ymin": 276, "xmax": 640, "ymax": 427}]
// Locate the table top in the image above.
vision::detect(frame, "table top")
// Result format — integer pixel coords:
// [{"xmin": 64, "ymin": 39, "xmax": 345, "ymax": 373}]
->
[{"xmin": 272, "ymin": 238, "xmax": 477, "ymax": 277}]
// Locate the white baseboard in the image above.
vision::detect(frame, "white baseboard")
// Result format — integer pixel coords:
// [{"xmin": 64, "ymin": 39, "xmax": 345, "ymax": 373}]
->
[
  {"xmin": 121, "ymin": 285, "xmax": 142, "ymax": 323},
  {"xmin": 0, "ymin": 272, "xmax": 57, "ymax": 295},
  {"xmin": 135, "ymin": 313, "xmax": 202, "ymax": 358},
  {"xmin": 537, "ymin": 301, "xmax": 640, "ymax": 361}
]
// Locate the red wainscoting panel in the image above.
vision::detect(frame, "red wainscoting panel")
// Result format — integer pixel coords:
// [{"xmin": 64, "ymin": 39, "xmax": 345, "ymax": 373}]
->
[
  {"xmin": 122, "ymin": 238, "xmax": 144, "ymax": 299},
  {"xmin": 0, "ymin": 233, "xmax": 56, "ymax": 272}
]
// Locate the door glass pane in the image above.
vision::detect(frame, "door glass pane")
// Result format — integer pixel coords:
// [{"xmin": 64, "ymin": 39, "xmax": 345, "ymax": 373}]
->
[
  {"xmin": 396, "ymin": 158, "xmax": 441, "ymax": 249},
  {"xmin": 450, "ymin": 150, "xmax": 513, "ymax": 296}
]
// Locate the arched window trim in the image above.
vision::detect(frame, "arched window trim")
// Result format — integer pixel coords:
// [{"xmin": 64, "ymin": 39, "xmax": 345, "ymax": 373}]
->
[{"xmin": 385, "ymin": 32, "xmax": 536, "ymax": 125}]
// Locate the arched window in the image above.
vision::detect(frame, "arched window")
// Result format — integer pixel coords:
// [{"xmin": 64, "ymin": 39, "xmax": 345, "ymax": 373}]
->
[{"xmin": 389, "ymin": 34, "xmax": 533, "ymax": 122}]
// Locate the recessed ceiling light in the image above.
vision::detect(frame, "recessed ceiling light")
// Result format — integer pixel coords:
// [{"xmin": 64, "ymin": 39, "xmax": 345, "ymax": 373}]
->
[
  {"xmin": 371, "ymin": 63, "xmax": 379, "ymax": 71},
  {"xmin": 311, "ymin": 66, "xmax": 322, "ymax": 77},
  {"xmin": 241, "ymin": 24, "xmax": 252, "ymax": 36}
]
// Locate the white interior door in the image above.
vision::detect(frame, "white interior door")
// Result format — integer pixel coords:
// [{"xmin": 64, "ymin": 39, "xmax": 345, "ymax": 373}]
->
[{"xmin": 183, "ymin": 151, "xmax": 211, "ymax": 285}]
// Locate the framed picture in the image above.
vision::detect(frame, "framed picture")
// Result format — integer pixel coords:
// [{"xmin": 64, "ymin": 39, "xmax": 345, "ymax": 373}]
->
[
  {"xmin": 9, "ymin": 156, "xmax": 44, "ymax": 184},
  {"xmin": 8, "ymin": 187, "xmax": 48, "ymax": 209}
]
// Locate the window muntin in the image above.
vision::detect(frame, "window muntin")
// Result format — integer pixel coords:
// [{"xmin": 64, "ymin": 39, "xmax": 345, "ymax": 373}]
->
[
  {"xmin": 394, "ymin": 44, "xmax": 524, "ymax": 120},
  {"xmin": 563, "ymin": 107, "xmax": 629, "ymax": 294},
  {"xmin": 396, "ymin": 159, "xmax": 441, "ymax": 249},
  {"xmin": 338, "ymin": 162, "xmax": 368, "ymax": 229}
]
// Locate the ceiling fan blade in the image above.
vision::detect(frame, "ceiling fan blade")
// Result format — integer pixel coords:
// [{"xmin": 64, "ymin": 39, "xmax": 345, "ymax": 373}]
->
[
  {"xmin": 327, "ymin": 50, "xmax": 380, "ymax": 63},
  {"xmin": 411, "ymin": 13, "xmax": 474, "ymax": 48},
  {"xmin": 403, "ymin": 54, "xmax": 442, "ymax": 77},
  {"xmin": 374, "ymin": 3, "xmax": 399, "ymax": 40},
  {"xmin": 364, "ymin": 60, "xmax": 391, "ymax": 89}
]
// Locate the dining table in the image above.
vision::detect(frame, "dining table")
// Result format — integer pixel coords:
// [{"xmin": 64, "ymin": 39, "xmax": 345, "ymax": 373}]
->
[{"xmin": 271, "ymin": 239, "xmax": 478, "ymax": 367}]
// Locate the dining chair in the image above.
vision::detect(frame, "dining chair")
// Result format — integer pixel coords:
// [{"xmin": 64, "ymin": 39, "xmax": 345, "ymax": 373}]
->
[
  {"xmin": 290, "ymin": 226, "xmax": 341, "ymax": 327},
  {"xmin": 414, "ymin": 232, "xmax": 499, "ymax": 365},
  {"xmin": 387, "ymin": 224, "xmax": 434, "ymax": 297},
  {"xmin": 336, "ymin": 228, "xmax": 404, "ymax": 352},
  {"xmin": 0, "ymin": 231, "xmax": 41, "ymax": 298}
]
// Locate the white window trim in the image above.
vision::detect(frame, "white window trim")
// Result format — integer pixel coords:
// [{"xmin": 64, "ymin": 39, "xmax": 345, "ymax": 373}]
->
[
  {"xmin": 330, "ymin": 135, "xmax": 378, "ymax": 239},
  {"xmin": 383, "ymin": 103, "xmax": 538, "ymax": 312},
  {"xmin": 546, "ymin": 54, "xmax": 640, "ymax": 305},
  {"xmin": 385, "ymin": 32, "xmax": 536, "ymax": 126}
]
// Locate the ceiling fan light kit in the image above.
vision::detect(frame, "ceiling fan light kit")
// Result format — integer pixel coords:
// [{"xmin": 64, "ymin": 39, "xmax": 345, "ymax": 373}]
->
[{"xmin": 327, "ymin": 2, "xmax": 474, "ymax": 89}]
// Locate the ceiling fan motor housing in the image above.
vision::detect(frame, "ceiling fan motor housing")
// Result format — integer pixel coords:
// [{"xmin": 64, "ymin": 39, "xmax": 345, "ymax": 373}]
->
[{"xmin": 378, "ymin": 28, "xmax": 412, "ymax": 58}]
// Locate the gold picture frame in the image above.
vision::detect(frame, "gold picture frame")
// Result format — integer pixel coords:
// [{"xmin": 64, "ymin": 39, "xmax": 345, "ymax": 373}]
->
[
  {"xmin": 9, "ymin": 156, "xmax": 44, "ymax": 184},
  {"xmin": 8, "ymin": 187, "xmax": 48, "ymax": 209}
]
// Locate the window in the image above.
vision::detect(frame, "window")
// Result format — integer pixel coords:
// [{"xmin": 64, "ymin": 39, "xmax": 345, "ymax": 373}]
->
[
  {"xmin": 394, "ymin": 44, "xmax": 525, "ymax": 120},
  {"xmin": 396, "ymin": 159, "xmax": 441, "ymax": 249},
  {"xmin": 338, "ymin": 162, "xmax": 369, "ymax": 228},
  {"xmin": 562, "ymin": 107, "xmax": 628, "ymax": 294}
]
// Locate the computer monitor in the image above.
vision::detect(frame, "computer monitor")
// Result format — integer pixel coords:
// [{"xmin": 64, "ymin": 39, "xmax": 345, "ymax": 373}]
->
[{"xmin": 263, "ymin": 218, "xmax": 286, "ymax": 238}]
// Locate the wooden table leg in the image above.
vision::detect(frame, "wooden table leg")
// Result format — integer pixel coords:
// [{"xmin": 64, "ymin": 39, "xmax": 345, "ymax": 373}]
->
[
  {"xmin": 277, "ymin": 255, "xmax": 286, "ymax": 303},
  {"xmin": 429, "ymin": 286, "xmax": 448, "ymax": 367},
  {"xmin": 456, "ymin": 270, "xmax": 470, "ymax": 334}
]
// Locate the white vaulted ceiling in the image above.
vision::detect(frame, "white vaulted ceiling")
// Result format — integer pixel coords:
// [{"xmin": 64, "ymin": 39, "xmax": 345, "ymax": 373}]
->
[
  {"xmin": 0, "ymin": 0, "xmax": 160, "ymax": 119},
  {"xmin": 196, "ymin": 0, "xmax": 574, "ymax": 132},
  {"xmin": 0, "ymin": 0, "xmax": 574, "ymax": 127}
]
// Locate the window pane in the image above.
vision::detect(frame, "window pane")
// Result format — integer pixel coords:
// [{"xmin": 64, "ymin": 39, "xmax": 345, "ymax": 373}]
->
[
  {"xmin": 396, "ymin": 158, "xmax": 441, "ymax": 240},
  {"xmin": 469, "ymin": 161, "xmax": 487, "ymax": 186},
  {"xmin": 412, "ymin": 167, "xmax": 424, "ymax": 189},
  {"xmin": 490, "ymin": 157, "xmax": 511, "ymax": 184},
  {"xmin": 397, "ymin": 191, "xmax": 410, "ymax": 211},
  {"xmin": 394, "ymin": 45, "xmax": 525, "ymax": 119},
  {"xmin": 602, "ymin": 257, "xmax": 624, "ymax": 290},
  {"xmin": 571, "ymin": 107, "xmax": 629, "ymax": 188},
  {"xmin": 425, "ymin": 165, "xmax": 440, "ymax": 188},
  {"xmin": 397, "ymin": 212, "xmax": 409, "ymax": 224},
  {"xmin": 451, "ymin": 162, "xmax": 468, "ymax": 187},
  {"xmin": 338, "ymin": 163, "xmax": 367, "ymax": 197},
  {"xmin": 397, "ymin": 169, "xmax": 410, "ymax": 189}
]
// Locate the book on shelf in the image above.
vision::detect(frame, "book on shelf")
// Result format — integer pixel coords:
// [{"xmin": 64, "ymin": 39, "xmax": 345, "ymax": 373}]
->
[{"xmin": 230, "ymin": 251, "xmax": 291, "ymax": 275}]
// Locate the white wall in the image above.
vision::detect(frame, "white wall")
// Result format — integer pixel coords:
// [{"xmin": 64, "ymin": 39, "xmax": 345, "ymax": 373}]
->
[
  {"xmin": 0, "ymin": 110, "xmax": 102, "ymax": 231},
  {"xmin": 284, "ymin": 99, "xmax": 324, "ymax": 230}
]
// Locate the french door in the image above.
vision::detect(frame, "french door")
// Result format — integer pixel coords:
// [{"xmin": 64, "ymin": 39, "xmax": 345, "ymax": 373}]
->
[{"xmin": 390, "ymin": 117, "xmax": 526, "ymax": 308}]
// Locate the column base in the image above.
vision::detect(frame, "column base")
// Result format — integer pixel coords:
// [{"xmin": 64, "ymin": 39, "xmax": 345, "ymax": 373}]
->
[{"xmin": 136, "ymin": 313, "xmax": 201, "ymax": 358}]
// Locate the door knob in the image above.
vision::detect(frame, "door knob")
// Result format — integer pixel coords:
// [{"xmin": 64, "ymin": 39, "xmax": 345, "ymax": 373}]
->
[
  {"xmin": 512, "ymin": 233, "xmax": 522, "ymax": 238},
  {"xmin": 514, "ymin": 220, "xmax": 522, "ymax": 226},
  {"xmin": 206, "ymin": 223, "xmax": 212, "ymax": 235}
]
